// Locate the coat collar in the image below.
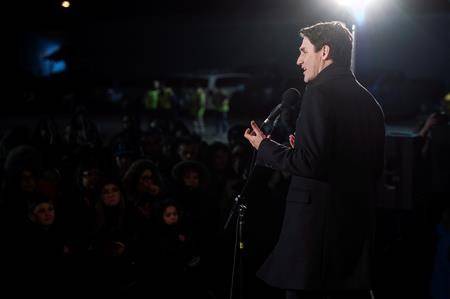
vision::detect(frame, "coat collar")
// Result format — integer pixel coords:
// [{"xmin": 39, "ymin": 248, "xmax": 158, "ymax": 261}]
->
[{"xmin": 307, "ymin": 63, "xmax": 355, "ymax": 88}]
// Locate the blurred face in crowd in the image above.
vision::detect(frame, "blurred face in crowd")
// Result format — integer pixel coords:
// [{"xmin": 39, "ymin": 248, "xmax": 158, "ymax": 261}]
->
[
  {"xmin": 296, "ymin": 36, "xmax": 331, "ymax": 83},
  {"xmin": 138, "ymin": 201, "xmax": 153, "ymax": 219},
  {"xmin": 138, "ymin": 169, "xmax": 160, "ymax": 196},
  {"xmin": 183, "ymin": 169, "xmax": 200, "ymax": 189},
  {"xmin": 163, "ymin": 205, "xmax": 179, "ymax": 226},
  {"xmin": 101, "ymin": 183, "xmax": 121, "ymax": 207},
  {"xmin": 141, "ymin": 135, "xmax": 162, "ymax": 157},
  {"xmin": 213, "ymin": 149, "xmax": 230, "ymax": 171},
  {"xmin": 82, "ymin": 168, "xmax": 101, "ymax": 191},
  {"xmin": 177, "ymin": 143, "xmax": 198, "ymax": 161},
  {"xmin": 31, "ymin": 202, "xmax": 55, "ymax": 226},
  {"xmin": 21, "ymin": 170, "xmax": 36, "ymax": 193}
]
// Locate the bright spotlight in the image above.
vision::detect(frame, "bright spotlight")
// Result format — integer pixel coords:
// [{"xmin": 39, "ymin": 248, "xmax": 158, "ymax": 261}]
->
[
  {"xmin": 61, "ymin": 1, "xmax": 70, "ymax": 8},
  {"xmin": 333, "ymin": 0, "xmax": 377, "ymax": 72},
  {"xmin": 336, "ymin": 0, "xmax": 374, "ymax": 7},
  {"xmin": 335, "ymin": 0, "xmax": 374, "ymax": 24},
  {"xmin": 336, "ymin": 0, "xmax": 351, "ymax": 5}
]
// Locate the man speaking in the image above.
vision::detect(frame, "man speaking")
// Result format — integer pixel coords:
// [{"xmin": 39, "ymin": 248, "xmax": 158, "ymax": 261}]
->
[{"xmin": 244, "ymin": 21, "xmax": 385, "ymax": 299}]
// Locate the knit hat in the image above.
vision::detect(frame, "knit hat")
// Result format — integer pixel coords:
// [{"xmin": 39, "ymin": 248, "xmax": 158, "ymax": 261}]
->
[{"xmin": 27, "ymin": 195, "xmax": 53, "ymax": 216}]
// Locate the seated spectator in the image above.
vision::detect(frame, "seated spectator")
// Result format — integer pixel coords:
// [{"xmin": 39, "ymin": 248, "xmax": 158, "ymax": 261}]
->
[
  {"xmin": 1, "ymin": 145, "xmax": 42, "ymax": 228},
  {"xmin": 139, "ymin": 128, "xmax": 172, "ymax": 177},
  {"xmin": 176, "ymin": 136, "xmax": 201, "ymax": 162},
  {"xmin": 60, "ymin": 158, "xmax": 104, "ymax": 255},
  {"xmin": 90, "ymin": 178, "xmax": 134, "ymax": 257},
  {"xmin": 155, "ymin": 199, "xmax": 198, "ymax": 270},
  {"xmin": 133, "ymin": 193, "xmax": 159, "ymax": 262},
  {"xmin": 206, "ymin": 142, "xmax": 235, "ymax": 185},
  {"xmin": 171, "ymin": 160, "xmax": 219, "ymax": 258},
  {"xmin": 10, "ymin": 196, "xmax": 67, "ymax": 292},
  {"xmin": 153, "ymin": 199, "xmax": 201, "ymax": 297},
  {"xmin": 123, "ymin": 159, "xmax": 166, "ymax": 205},
  {"xmin": 21, "ymin": 196, "xmax": 64, "ymax": 258}
]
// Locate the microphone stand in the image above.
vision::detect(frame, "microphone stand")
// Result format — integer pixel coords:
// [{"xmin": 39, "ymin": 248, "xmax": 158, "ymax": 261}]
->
[
  {"xmin": 224, "ymin": 117, "xmax": 279, "ymax": 299},
  {"xmin": 223, "ymin": 149, "xmax": 255, "ymax": 299}
]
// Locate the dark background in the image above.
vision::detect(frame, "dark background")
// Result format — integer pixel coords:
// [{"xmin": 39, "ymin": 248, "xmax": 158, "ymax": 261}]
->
[
  {"xmin": 11, "ymin": 0, "xmax": 450, "ymax": 118},
  {"xmin": 4, "ymin": 1, "xmax": 450, "ymax": 298}
]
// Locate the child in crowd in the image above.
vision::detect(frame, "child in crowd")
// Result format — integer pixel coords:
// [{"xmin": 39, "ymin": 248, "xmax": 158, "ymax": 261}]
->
[
  {"xmin": 22, "ymin": 197, "xmax": 64, "ymax": 258},
  {"xmin": 91, "ymin": 178, "xmax": 133, "ymax": 257},
  {"xmin": 156, "ymin": 200, "xmax": 198, "ymax": 268}
]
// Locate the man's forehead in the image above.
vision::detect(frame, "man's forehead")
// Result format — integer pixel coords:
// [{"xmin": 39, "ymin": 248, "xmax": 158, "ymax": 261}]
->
[{"xmin": 299, "ymin": 37, "xmax": 312, "ymax": 48}]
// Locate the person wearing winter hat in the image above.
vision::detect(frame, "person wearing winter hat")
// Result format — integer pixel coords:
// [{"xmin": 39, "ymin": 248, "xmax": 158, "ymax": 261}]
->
[
  {"xmin": 19, "ymin": 196, "xmax": 64, "ymax": 259},
  {"xmin": 171, "ymin": 160, "xmax": 209, "ymax": 191},
  {"xmin": 90, "ymin": 177, "xmax": 134, "ymax": 257},
  {"xmin": 123, "ymin": 159, "xmax": 166, "ymax": 205},
  {"xmin": 27, "ymin": 197, "xmax": 56, "ymax": 227}
]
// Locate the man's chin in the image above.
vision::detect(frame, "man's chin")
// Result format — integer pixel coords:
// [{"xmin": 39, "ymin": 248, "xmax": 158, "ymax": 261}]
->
[{"xmin": 301, "ymin": 73, "xmax": 308, "ymax": 83}]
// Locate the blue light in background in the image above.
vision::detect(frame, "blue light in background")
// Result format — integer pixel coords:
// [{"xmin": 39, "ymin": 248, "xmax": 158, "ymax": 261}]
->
[
  {"xmin": 41, "ymin": 59, "xmax": 67, "ymax": 75},
  {"xmin": 32, "ymin": 39, "xmax": 67, "ymax": 76},
  {"xmin": 41, "ymin": 42, "xmax": 61, "ymax": 58}
]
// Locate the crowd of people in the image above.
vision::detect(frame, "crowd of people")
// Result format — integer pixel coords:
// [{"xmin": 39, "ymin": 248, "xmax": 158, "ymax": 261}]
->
[
  {"xmin": 0, "ymin": 102, "xmax": 278, "ymax": 297},
  {"xmin": 141, "ymin": 80, "xmax": 230, "ymax": 136},
  {"xmin": 0, "ymin": 83, "xmax": 448, "ymax": 298}
]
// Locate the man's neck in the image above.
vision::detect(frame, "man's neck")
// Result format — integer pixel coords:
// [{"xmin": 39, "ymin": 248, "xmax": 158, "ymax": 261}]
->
[{"xmin": 318, "ymin": 60, "xmax": 333, "ymax": 74}]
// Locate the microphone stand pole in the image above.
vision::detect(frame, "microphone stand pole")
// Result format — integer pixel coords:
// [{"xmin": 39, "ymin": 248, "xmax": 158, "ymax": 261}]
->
[
  {"xmin": 224, "ymin": 164, "xmax": 253, "ymax": 299},
  {"xmin": 224, "ymin": 117, "xmax": 277, "ymax": 299}
]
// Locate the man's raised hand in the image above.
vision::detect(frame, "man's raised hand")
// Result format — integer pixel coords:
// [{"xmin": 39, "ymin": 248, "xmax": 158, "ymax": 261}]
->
[{"xmin": 244, "ymin": 120, "xmax": 268, "ymax": 150}]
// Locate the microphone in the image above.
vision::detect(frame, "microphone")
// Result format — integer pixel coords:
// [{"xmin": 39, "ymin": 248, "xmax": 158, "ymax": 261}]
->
[
  {"xmin": 281, "ymin": 88, "xmax": 302, "ymax": 110},
  {"xmin": 280, "ymin": 88, "xmax": 302, "ymax": 135},
  {"xmin": 260, "ymin": 88, "xmax": 302, "ymax": 135},
  {"xmin": 260, "ymin": 104, "xmax": 281, "ymax": 135},
  {"xmin": 261, "ymin": 103, "xmax": 281, "ymax": 127}
]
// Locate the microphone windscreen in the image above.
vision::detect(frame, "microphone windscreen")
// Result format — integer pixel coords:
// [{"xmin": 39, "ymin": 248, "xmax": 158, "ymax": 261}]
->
[{"xmin": 282, "ymin": 88, "xmax": 302, "ymax": 108}]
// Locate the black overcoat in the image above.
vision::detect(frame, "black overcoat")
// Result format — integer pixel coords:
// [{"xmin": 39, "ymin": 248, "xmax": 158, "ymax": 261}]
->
[{"xmin": 256, "ymin": 64, "xmax": 385, "ymax": 290}]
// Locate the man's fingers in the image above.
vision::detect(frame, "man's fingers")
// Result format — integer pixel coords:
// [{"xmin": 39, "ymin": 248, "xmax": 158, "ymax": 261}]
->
[
  {"xmin": 244, "ymin": 128, "xmax": 253, "ymax": 140},
  {"xmin": 251, "ymin": 121, "xmax": 265, "ymax": 136}
]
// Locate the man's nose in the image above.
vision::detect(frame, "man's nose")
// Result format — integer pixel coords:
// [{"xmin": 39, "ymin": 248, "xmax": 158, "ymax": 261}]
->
[{"xmin": 296, "ymin": 56, "xmax": 303, "ymax": 66}]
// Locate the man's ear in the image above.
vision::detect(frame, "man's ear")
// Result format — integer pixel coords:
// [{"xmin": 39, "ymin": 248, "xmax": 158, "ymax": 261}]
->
[{"xmin": 321, "ymin": 45, "xmax": 331, "ymax": 60}]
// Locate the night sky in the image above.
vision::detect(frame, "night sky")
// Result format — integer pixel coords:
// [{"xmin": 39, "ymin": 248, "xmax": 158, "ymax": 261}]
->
[{"xmin": 14, "ymin": 0, "xmax": 450, "ymax": 85}]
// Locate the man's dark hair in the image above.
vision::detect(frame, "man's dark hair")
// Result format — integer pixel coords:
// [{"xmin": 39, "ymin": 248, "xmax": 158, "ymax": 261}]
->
[{"xmin": 300, "ymin": 21, "xmax": 353, "ymax": 68}]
